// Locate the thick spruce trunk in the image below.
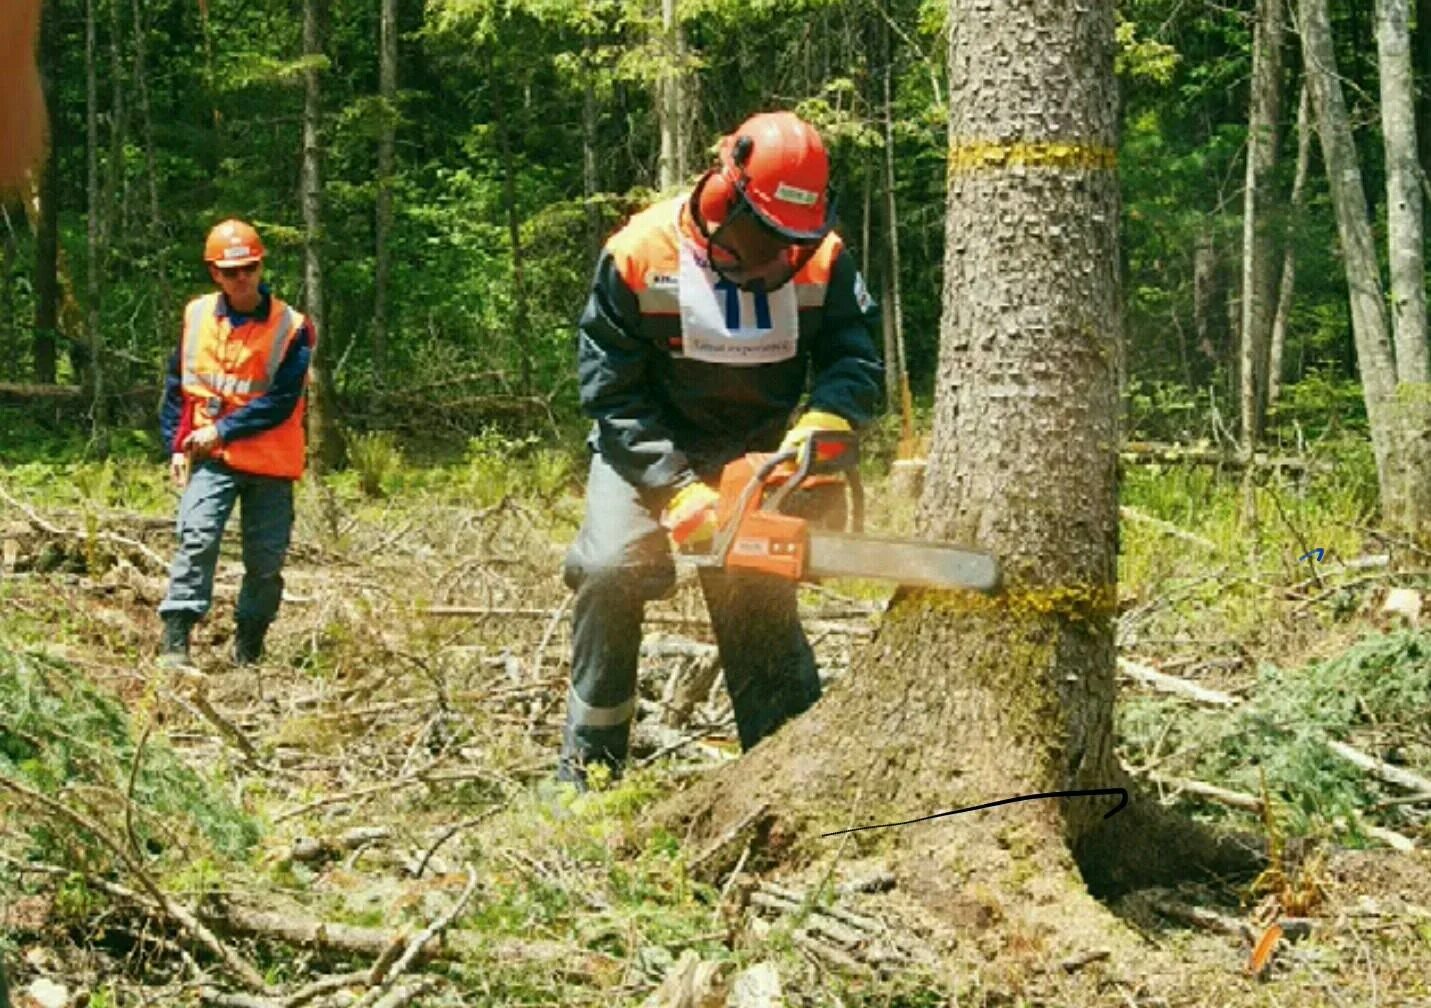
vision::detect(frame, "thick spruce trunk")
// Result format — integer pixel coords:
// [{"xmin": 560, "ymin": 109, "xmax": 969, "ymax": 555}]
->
[{"xmin": 655, "ymin": 0, "xmax": 1255, "ymax": 986}]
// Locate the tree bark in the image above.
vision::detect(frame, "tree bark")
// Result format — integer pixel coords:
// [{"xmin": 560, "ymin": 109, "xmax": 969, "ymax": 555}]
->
[
  {"xmin": 1377, "ymin": 0, "xmax": 1428, "ymax": 383},
  {"xmin": 1268, "ymin": 83, "xmax": 1312, "ymax": 414},
  {"xmin": 373, "ymin": 0, "xmax": 397, "ymax": 383},
  {"xmin": 301, "ymin": 0, "xmax": 343, "ymax": 472},
  {"xmin": 130, "ymin": 0, "xmax": 170, "ymax": 345},
  {"xmin": 85, "ymin": 0, "xmax": 104, "ymax": 431},
  {"xmin": 882, "ymin": 19, "xmax": 914, "ymax": 452},
  {"xmin": 1239, "ymin": 0, "xmax": 1284, "ymax": 452},
  {"xmin": 1302, "ymin": 0, "xmax": 1431, "ymax": 536},
  {"xmin": 657, "ymin": 0, "xmax": 685, "ymax": 190},
  {"xmin": 654, "ymin": 0, "xmax": 1254, "ymax": 987},
  {"xmin": 1417, "ymin": 0, "xmax": 1431, "ymax": 179}
]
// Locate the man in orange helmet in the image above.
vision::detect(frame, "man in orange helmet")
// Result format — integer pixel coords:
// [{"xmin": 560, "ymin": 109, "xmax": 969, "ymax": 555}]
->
[
  {"xmin": 156, "ymin": 220, "xmax": 315, "ymax": 669},
  {"xmin": 557, "ymin": 111, "xmax": 883, "ymax": 788}
]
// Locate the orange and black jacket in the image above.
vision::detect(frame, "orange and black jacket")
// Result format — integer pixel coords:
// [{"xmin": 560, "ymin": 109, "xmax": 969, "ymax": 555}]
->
[{"xmin": 577, "ymin": 196, "xmax": 884, "ymax": 502}]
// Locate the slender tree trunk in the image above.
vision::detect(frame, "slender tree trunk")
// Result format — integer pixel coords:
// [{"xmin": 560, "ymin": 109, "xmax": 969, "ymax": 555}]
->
[
  {"xmin": 85, "ymin": 0, "xmax": 105, "ymax": 432},
  {"xmin": 1268, "ymin": 84, "xmax": 1313, "ymax": 414},
  {"xmin": 492, "ymin": 62, "xmax": 531, "ymax": 394},
  {"xmin": 32, "ymin": 5, "xmax": 59, "ymax": 384},
  {"xmin": 1377, "ymin": 0, "xmax": 1428, "ymax": 383},
  {"xmin": 1417, "ymin": 0, "xmax": 1431, "ymax": 179},
  {"xmin": 1238, "ymin": 0, "xmax": 1284, "ymax": 452},
  {"xmin": 882, "ymin": 23, "xmax": 914, "ymax": 452},
  {"xmin": 1302, "ymin": 0, "xmax": 1430, "ymax": 535},
  {"xmin": 656, "ymin": 2, "xmax": 1252, "ymax": 986},
  {"xmin": 373, "ymin": 0, "xmax": 397, "ymax": 383},
  {"xmin": 301, "ymin": 0, "xmax": 342, "ymax": 473},
  {"xmin": 657, "ymin": 0, "xmax": 684, "ymax": 190},
  {"xmin": 100, "ymin": 0, "xmax": 125, "ymax": 253},
  {"xmin": 581, "ymin": 42, "xmax": 601, "ymax": 262},
  {"xmin": 130, "ymin": 0, "xmax": 169, "ymax": 347}
]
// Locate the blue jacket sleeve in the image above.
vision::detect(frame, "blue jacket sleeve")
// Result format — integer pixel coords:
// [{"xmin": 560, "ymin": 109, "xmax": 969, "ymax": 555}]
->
[
  {"xmin": 214, "ymin": 320, "xmax": 314, "ymax": 443},
  {"xmin": 808, "ymin": 248, "xmax": 884, "ymax": 429},
  {"xmin": 159, "ymin": 347, "xmax": 184, "ymax": 451},
  {"xmin": 577, "ymin": 252, "xmax": 696, "ymax": 499}
]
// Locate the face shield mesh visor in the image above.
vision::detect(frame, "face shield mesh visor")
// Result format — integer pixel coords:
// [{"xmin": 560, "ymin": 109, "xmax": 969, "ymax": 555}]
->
[{"xmin": 694, "ymin": 174, "xmax": 829, "ymax": 293}]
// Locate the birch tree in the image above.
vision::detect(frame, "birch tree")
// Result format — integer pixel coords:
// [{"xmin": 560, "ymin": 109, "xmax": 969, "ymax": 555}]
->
[
  {"xmin": 1238, "ymin": 0, "xmax": 1283, "ymax": 451},
  {"xmin": 1376, "ymin": 0, "xmax": 1427, "ymax": 384},
  {"xmin": 302, "ymin": 0, "xmax": 343, "ymax": 472},
  {"xmin": 1301, "ymin": 0, "xmax": 1431, "ymax": 537}
]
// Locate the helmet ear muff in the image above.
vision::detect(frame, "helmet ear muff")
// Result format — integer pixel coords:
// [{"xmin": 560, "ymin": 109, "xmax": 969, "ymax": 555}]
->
[{"xmin": 696, "ymin": 133, "xmax": 754, "ymax": 231}]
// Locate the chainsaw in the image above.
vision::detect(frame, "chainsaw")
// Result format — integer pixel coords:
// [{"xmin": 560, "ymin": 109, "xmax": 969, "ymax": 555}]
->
[{"xmin": 689, "ymin": 430, "xmax": 1001, "ymax": 593}]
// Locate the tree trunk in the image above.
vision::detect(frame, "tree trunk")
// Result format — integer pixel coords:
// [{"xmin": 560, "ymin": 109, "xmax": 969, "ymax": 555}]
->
[
  {"xmin": 301, "ymin": 0, "xmax": 343, "ymax": 473},
  {"xmin": 656, "ymin": 0, "xmax": 684, "ymax": 190},
  {"xmin": 373, "ymin": 0, "xmax": 397, "ymax": 383},
  {"xmin": 581, "ymin": 39, "xmax": 601, "ymax": 262},
  {"xmin": 85, "ymin": 0, "xmax": 104, "ymax": 433},
  {"xmin": 655, "ymin": 0, "xmax": 1254, "ymax": 987},
  {"xmin": 1268, "ymin": 83, "xmax": 1312, "ymax": 414},
  {"xmin": 1302, "ymin": 0, "xmax": 1431, "ymax": 535},
  {"xmin": 1377, "ymin": 0, "xmax": 1428, "ymax": 383},
  {"xmin": 130, "ymin": 0, "xmax": 170, "ymax": 347},
  {"xmin": 32, "ymin": 4, "xmax": 59, "ymax": 385},
  {"xmin": 1417, "ymin": 0, "xmax": 1431, "ymax": 179},
  {"xmin": 882, "ymin": 20, "xmax": 914, "ymax": 453},
  {"xmin": 492, "ymin": 61, "xmax": 531, "ymax": 394},
  {"xmin": 1238, "ymin": 0, "xmax": 1284, "ymax": 452}
]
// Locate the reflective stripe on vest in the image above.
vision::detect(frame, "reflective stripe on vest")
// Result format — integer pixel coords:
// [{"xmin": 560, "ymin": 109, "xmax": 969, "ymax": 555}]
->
[{"xmin": 182, "ymin": 298, "xmax": 296, "ymax": 397}]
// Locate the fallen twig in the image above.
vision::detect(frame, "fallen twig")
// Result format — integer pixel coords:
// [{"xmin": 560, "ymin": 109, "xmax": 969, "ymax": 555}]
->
[
  {"xmin": 1325, "ymin": 740, "xmax": 1431, "ymax": 795},
  {"xmin": 0, "ymin": 776, "xmax": 269, "ymax": 992},
  {"xmin": 1118, "ymin": 658, "xmax": 1239, "ymax": 706},
  {"xmin": 348, "ymin": 866, "xmax": 479, "ymax": 1008}
]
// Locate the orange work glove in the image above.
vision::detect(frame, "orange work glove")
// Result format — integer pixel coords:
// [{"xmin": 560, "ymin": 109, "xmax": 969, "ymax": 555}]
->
[
  {"xmin": 778, "ymin": 410, "xmax": 852, "ymax": 468},
  {"xmin": 660, "ymin": 482, "xmax": 720, "ymax": 548}
]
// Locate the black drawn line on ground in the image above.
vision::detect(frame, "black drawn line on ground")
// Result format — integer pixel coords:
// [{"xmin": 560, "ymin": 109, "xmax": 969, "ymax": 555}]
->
[{"xmin": 820, "ymin": 787, "xmax": 1129, "ymax": 838}]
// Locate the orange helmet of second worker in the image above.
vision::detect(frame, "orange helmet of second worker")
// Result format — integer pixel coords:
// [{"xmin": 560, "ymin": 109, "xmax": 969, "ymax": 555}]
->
[{"xmin": 204, "ymin": 219, "xmax": 265, "ymax": 266}]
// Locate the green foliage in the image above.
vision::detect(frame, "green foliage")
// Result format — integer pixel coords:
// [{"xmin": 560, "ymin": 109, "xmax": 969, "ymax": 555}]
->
[
  {"xmin": 0, "ymin": 650, "xmax": 261, "ymax": 869},
  {"xmin": 348, "ymin": 429, "xmax": 404, "ymax": 499},
  {"xmin": 1120, "ymin": 631, "xmax": 1431, "ymax": 837}
]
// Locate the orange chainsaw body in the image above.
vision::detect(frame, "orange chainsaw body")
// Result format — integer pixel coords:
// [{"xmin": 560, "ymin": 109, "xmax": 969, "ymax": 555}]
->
[{"xmin": 712, "ymin": 454, "xmax": 844, "ymax": 579}]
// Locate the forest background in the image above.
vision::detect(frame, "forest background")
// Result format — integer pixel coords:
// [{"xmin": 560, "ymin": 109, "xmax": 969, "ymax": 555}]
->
[
  {"xmin": 2, "ymin": 0, "xmax": 1431, "ymax": 1004},
  {"xmin": 2, "ymin": 0, "xmax": 1426, "ymax": 474}
]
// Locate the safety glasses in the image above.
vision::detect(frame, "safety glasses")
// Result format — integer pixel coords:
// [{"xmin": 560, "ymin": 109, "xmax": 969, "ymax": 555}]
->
[{"xmin": 217, "ymin": 262, "xmax": 259, "ymax": 278}]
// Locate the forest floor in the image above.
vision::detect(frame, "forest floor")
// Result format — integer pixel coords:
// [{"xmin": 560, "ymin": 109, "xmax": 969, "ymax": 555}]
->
[{"xmin": 0, "ymin": 441, "xmax": 1429, "ymax": 1007}]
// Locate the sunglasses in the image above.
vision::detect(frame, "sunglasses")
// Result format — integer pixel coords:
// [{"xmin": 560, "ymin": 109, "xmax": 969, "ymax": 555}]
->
[{"xmin": 217, "ymin": 262, "xmax": 259, "ymax": 278}]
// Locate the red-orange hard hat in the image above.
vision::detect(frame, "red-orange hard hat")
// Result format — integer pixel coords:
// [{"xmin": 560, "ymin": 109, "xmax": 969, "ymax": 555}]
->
[
  {"xmin": 695, "ymin": 111, "xmax": 834, "ymax": 244},
  {"xmin": 204, "ymin": 219, "xmax": 265, "ymax": 265}
]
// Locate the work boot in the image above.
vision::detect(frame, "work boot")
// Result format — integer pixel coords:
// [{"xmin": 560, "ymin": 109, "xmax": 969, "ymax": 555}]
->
[
  {"xmin": 158, "ymin": 613, "xmax": 194, "ymax": 667},
  {"xmin": 233, "ymin": 618, "xmax": 269, "ymax": 666}
]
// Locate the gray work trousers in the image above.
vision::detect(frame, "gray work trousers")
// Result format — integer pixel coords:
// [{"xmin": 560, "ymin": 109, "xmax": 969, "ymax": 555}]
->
[
  {"xmin": 158, "ymin": 460, "xmax": 294, "ymax": 626},
  {"xmin": 558, "ymin": 452, "xmax": 821, "ymax": 782}
]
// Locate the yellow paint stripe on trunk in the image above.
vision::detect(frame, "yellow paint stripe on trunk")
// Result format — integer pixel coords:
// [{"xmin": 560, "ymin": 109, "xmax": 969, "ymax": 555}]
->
[{"xmin": 948, "ymin": 141, "xmax": 1117, "ymax": 175}]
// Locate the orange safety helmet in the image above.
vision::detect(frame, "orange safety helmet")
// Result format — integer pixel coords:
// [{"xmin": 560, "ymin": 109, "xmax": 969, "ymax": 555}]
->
[
  {"xmin": 694, "ymin": 111, "xmax": 835, "ymax": 245},
  {"xmin": 204, "ymin": 219, "xmax": 265, "ymax": 266}
]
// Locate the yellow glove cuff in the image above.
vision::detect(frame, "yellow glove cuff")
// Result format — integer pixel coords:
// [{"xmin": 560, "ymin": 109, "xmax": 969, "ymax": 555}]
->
[{"xmin": 792, "ymin": 410, "xmax": 852, "ymax": 434}]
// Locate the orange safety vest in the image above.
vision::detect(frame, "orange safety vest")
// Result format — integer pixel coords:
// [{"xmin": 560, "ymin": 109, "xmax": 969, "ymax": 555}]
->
[{"xmin": 180, "ymin": 292, "xmax": 311, "ymax": 480}]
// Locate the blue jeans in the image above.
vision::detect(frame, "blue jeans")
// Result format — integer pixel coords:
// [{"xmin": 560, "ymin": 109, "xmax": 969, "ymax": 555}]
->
[
  {"xmin": 158, "ymin": 460, "xmax": 294, "ymax": 625},
  {"xmin": 558, "ymin": 452, "xmax": 821, "ymax": 782}
]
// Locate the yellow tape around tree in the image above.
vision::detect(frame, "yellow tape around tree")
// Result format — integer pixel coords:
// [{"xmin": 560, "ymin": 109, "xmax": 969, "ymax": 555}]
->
[{"xmin": 947, "ymin": 140, "xmax": 1118, "ymax": 175}]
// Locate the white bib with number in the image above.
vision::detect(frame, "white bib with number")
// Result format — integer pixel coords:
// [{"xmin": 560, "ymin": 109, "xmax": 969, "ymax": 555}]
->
[{"xmin": 676, "ymin": 216, "xmax": 799, "ymax": 366}]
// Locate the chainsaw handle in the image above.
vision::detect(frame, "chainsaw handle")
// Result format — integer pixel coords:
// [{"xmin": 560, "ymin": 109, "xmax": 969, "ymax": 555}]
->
[
  {"xmin": 763, "ymin": 430, "xmax": 860, "ymax": 519},
  {"xmin": 708, "ymin": 447, "xmax": 798, "ymax": 567}
]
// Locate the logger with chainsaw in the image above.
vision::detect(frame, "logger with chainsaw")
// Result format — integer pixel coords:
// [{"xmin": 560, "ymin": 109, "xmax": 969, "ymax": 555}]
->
[{"xmin": 557, "ymin": 111, "xmax": 885, "ymax": 788}]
